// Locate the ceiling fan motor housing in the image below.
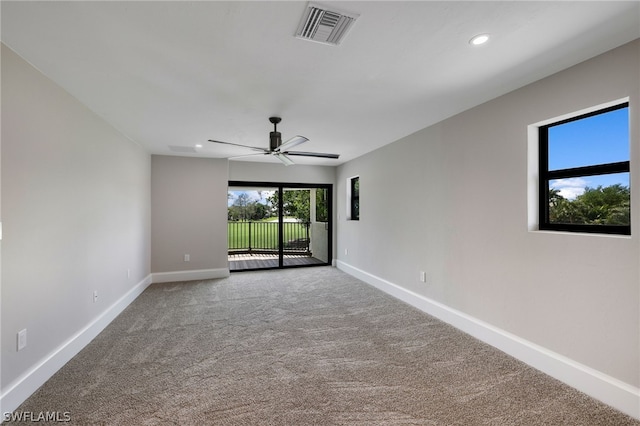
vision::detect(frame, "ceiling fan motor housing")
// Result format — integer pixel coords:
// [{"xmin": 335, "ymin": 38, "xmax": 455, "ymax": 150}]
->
[
  {"xmin": 269, "ymin": 117, "xmax": 283, "ymax": 151},
  {"xmin": 269, "ymin": 131, "xmax": 282, "ymax": 151}
]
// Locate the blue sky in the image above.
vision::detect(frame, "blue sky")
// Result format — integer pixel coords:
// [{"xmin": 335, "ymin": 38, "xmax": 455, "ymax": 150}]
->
[
  {"xmin": 228, "ymin": 190, "xmax": 275, "ymax": 207},
  {"xmin": 548, "ymin": 106, "xmax": 629, "ymax": 199}
]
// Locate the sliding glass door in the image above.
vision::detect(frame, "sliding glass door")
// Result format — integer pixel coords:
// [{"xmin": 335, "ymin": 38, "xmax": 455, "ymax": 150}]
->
[
  {"xmin": 227, "ymin": 184, "xmax": 280, "ymax": 270},
  {"xmin": 228, "ymin": 181, "xmax": 332, "ymax": 271}
]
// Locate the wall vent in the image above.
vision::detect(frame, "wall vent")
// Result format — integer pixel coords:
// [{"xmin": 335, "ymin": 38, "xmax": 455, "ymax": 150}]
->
[{"xmin": 295, "ymin": 2, "xmax": 359, "ymax": 46}]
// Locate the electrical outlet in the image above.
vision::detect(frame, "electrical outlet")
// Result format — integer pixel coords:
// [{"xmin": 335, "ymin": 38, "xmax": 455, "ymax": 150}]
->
[
  {"xmin": 344, "ymin": 249, "xmax": 348, "ymax": 255},
  {"xmin": 93, "ymin": 291, "xmax": 98, "ymax": 303},
  {"xmin": 17, "ymin": 329, "xmax": 27, "ymax": 351},
  {"xmin": 184, "ymin": 254, "xmax": 190, "ymax": 262}
]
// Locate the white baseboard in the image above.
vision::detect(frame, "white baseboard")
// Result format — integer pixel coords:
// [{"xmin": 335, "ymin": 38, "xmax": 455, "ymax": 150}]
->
[
  {"xmin": 151, "ymin": 268, "xmax": 230, "ymax": 284},
  {"xmin": 336, "ymin": 260, "xmax": 640, "ymax": 420},
  {"xmin": 0, "ymin": 275, "xmax": 153, "ymax": 417}
]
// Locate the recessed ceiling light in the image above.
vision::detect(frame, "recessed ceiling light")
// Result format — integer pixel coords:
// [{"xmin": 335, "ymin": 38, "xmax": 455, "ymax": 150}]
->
[
  {"xmin": 195, "ymin": 144, "xmax": 203, "ymax": 148},
  {"xmin": 469, "ymin": 34, "xmax": 490, "ymax": 46}
]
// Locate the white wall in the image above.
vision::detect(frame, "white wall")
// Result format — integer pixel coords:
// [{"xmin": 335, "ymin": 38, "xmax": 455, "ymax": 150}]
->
[
  {"xmin": 0, "ymin": 40, "xmax": 3, "ymax": 421},
  {"xmin": 1, "ymin": 44, "xmax": 151, "ymax": 411},
  {"xmin": 337, "ymin": 40, "xmax": 639, "ymax": 415},
  {"xmin": 151, "ymin": 155, "xmax": 229, "ymax": 281}
]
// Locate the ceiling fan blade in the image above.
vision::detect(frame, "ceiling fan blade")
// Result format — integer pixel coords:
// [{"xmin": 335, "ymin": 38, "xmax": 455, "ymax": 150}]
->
[
  {"xmin": 207, "ymin": 139, "xmax": 268, "ymax": 153},
  {"xmin": 283, "ymin": 151, "xmax": 340, "ymax": 159},
  {"xmin": 228, "ymin": 153, "xmax": 269, "ymax": 160},
  {"xmin": 273, "ymin": 152, "xmax": 295, "ymax": 166},
  {"xmin": 275, "ymin": 135, "xmax": 308, "ymax": 152}
]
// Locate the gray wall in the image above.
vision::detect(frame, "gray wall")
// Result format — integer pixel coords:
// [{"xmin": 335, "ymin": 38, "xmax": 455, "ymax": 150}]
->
[
  {"xmin": 151, "ymin": 155, "xmax": 229, "ymax": 274},
  {"xmin": 229, "ymin": 161, "xmax": 336, "ymax": 184},
  {"xmin": 336, "ymin": 40, "xmax": 639, "ymax": 387},
  {"xmin": 150, "ymin": 159, "xmax": 337, "ymax": 276},
  {"xmin": 1, "ymin": 44, "xmax": 151, "ymax": 389}
]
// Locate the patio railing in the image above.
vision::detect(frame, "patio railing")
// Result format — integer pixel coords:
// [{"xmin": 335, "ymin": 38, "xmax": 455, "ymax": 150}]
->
[{"xmin": 228, "ymin": 221, "xmax": 310, "ymax": 255}]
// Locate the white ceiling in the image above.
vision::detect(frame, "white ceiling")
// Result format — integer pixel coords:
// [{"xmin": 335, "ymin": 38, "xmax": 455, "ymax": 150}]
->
[{"xmin": 2, "ymin": 1, "xmax": 639, "ymax": 166}]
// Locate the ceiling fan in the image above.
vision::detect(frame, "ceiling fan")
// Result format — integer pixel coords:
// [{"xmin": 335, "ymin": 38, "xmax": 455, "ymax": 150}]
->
[{"xmin": 208, "ymin": 117, "xmax": 340, "ymax": 166}]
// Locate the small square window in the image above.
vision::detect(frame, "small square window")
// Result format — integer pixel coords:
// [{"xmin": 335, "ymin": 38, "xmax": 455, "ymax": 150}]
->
[{"xmin": 539, "ymin": 102, "xmax": 630, "ymax": 235}]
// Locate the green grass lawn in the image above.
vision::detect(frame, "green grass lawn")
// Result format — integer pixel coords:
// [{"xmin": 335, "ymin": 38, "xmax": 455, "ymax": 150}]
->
[{"xmin": 228, "ymin": 221, "xmax": 308, "ymax": 250}]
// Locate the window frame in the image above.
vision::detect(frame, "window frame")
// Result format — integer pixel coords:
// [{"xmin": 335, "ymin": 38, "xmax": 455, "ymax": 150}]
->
[
  {"xmin": 538, "ymin": 102, "xmax": 630, "ymax": 235},
  {"xmin": 349, "ymin": 176, "xmax": 360, "ymax": 221}
]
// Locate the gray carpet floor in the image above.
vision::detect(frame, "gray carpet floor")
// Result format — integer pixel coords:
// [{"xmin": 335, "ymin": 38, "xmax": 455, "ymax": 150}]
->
[{"xmin": 10, "ymin": 267, "xmax": 639, "ymax": 425}]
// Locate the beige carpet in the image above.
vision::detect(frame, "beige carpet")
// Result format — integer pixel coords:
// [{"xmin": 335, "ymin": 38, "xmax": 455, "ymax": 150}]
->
[{"xmin": 10, "ymin": 267, "xmax": 639, "ymax": 425}]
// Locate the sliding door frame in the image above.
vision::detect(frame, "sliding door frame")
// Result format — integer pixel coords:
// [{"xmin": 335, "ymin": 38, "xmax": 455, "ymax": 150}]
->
[{"xmin": 228, "ymin": 180, "xmax": 333, "ymax": 271}]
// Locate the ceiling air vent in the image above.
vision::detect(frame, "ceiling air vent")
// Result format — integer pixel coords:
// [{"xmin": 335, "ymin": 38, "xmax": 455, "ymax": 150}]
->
[{"xmin": 295, "ymin": 2, "xmax": 359, "ymax": 46}]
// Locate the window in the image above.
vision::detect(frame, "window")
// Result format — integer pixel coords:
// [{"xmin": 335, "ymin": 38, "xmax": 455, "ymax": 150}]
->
[
  {"xmin": 316, "ymin": 188, "xmax": 329, "ymax": 222},
  {"xmin": 349, "ymin": 176, "xmax": 360, "ymax": 220},
  {"xmin": 539, "ymin": 102, "xmax": 630, "ymax": 235}
]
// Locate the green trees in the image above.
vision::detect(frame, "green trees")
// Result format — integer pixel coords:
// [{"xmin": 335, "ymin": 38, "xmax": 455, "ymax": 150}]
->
[
  {"xmin": 549, "ymin": 184, "xmax": 630, "ymax": 226},
  {"xmin": 228, "ymin": 192, "xmax": 272, "ymax": 221},
  {"xmin": 268, "ymin": 190, "xmax": 310, "ymax": 223},
  {"xmin": 227, "ymin": 190, "xmax": 312, "ymax": 222},
  {"xmin": 228, "ymin": 189, "xmax": 328, "ymax": 223},
  {"xmin": 315, "ymin": 188, "xmax": 329, "ymax": 222}
]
